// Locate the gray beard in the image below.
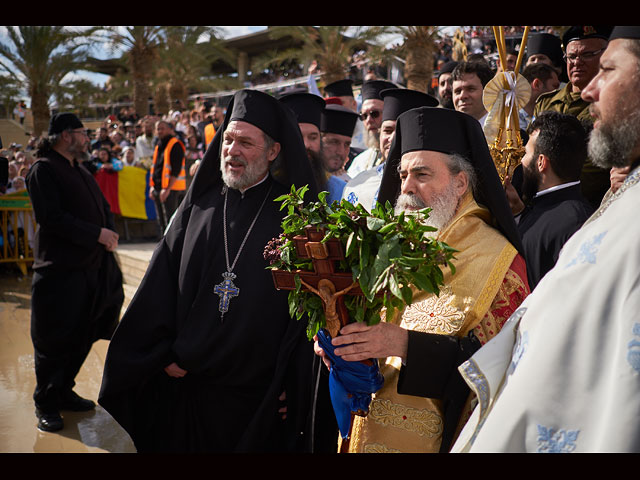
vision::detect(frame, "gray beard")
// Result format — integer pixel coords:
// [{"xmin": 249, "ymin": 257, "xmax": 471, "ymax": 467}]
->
[
  {"xmin": 588, "ymin": 108, "xmax": 640, "ymax": 169},
  {"xmin": 76, "ymin": 150, "xmax": 91, "ymax": 163},
  {"xmin": 364, "ymin": 128, "xmax": 380, "ymax": 150},
  {"xmin": 394, "ymin": 182, "xmax": 460, "ymax": 234},
  {"xmin": 220, "ymin": 154, "xmax": 268, "ymax": 191}
]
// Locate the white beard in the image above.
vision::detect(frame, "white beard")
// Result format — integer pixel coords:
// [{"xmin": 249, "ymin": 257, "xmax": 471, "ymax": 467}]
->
[
  {"xmin": 365, "ymin": 128, "xmax": 380, "ymax": 150},
  {"xmin": 395, "ymin": 180, "xmax": 461, "ymax": 234}
]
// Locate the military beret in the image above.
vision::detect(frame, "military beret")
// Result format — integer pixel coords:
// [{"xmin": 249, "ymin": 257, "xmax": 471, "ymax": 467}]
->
[{"xmin": 562, "ymin": 26, "xmax": 613, "ymax": 48}]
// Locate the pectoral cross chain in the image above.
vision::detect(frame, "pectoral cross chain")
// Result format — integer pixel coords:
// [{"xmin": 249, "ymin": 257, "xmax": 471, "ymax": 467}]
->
[{"xmin": 214, "ymin": 183, "xmax": 272, "ymax": 321}]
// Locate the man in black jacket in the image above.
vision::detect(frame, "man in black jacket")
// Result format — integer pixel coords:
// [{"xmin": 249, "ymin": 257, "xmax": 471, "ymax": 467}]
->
[
  {"xmin": 506, "ymin": 111, "xmax": 594, "ymax": 290},
  {"xmin": 25, "ymin": 113, "xmax": 124, "ymax": 432}
]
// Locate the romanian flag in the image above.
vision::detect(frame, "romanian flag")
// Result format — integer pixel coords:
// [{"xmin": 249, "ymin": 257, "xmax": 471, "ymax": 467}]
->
[{"xmin": 95, "ymin": 166, "xmax": 157, "ymax": 220}]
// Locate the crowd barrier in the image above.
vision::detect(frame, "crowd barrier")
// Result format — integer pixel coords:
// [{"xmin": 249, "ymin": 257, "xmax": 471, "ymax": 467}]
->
[
  {"xmin": 0, "ymin": 190, "xmax": 35, "ymax": 275},
  {"xmin": 1, "ymin": 166, "xmax": 158, "ymax": 276}
]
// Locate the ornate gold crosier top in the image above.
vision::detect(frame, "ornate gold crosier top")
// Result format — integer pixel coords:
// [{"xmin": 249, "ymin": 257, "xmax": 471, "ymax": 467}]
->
[{"xmin": 483, "ymin": 26, "xmax": 532, "ymax": 183}]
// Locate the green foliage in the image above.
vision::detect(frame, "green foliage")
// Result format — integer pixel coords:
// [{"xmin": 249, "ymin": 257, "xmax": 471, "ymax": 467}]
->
[{"xmin": 265, "ymin": 185, "xmax": 458, "ymax": 340}]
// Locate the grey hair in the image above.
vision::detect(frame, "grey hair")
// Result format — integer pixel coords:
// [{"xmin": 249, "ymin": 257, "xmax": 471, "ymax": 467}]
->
[
  {"xmin": 625, "ymin": 38, "xmax": 640, "ymax": 65},
  {"xmin": 48, "ymin": 132, "xmax": 63, "ymax": 145},
  {"xmin": 262, "ymin": 131, "xmax": 276, "ymax": 151},
  {"xmin": 624, "ymin": 39, "xmax": 640, "ymax": 82},
  {"xmin": 395, "ymin": 151, "xmax": 477, "ymax": 194},
  {"xmin": 443, "ymin": 152, "xmax": 477, "ymax": 196}
]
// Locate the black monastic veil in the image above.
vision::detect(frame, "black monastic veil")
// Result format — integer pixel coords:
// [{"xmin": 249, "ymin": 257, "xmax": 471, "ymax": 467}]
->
[{"xmin": 99, "ymin": 90, "xmax": 320, "ymax": 452}]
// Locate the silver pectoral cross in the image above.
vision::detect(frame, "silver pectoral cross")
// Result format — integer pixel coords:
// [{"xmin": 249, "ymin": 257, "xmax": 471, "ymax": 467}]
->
[{"xmin": 214, "ymin": 271, "xmax": 239, "ymax": 320}]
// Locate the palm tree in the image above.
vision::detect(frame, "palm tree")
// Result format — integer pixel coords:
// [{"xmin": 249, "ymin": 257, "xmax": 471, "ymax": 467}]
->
[
  {"xmin": 53, "ymin": 78, "xmax": 106, "ymax": 119},
  {"xmin": 97, "ymin": 26, "xmax": 164, "ymax": 118},
  {"xmin": 0, "ymin": 26, "xmax": 91, "ymax": 136},
  {"xmin": 0, "ymin": 74, "xmax": 21, "ymax": 119},
  {"xmin": 390, "ymin": 26, "xmax": 442, "ymax": 93},
  {"xmin": 262, "ymin": 26, "xmax": 390, "ymax": 87},
  {"xmin": 155, "ymin": 26, "xmax": 233, "ymax": 109}
]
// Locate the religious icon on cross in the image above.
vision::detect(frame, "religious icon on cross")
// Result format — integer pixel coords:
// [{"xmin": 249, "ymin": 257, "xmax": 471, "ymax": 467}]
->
[
  {"xmin": 214, "ymin": 271, "xmax": 239, "ymax": 320},
  {"xmin": 271, "ymin": 226, "xmax": 365, "ymax": 337},
  {"xmin": 271, "ymin": 226, "xmax": 381, "ymax": 452}
]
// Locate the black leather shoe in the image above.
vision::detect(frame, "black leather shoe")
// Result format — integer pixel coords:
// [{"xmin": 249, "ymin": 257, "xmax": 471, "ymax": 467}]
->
[
  {"xmin": 59, "ymin": 391, "xmax": 96, "ymax": 412},
  {"xmin": 36, "ymin": 410, "xmax": 64, "ymax": 432}
]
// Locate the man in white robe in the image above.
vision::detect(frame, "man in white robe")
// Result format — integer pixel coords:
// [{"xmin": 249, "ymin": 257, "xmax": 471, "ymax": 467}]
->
[
  {"xmin": 452, "ymin": 26, "xmax": 640, "ymax": 454},
  {"xmin": 346, "ymin": 80, "xmax": 396, "ymax": 178}
]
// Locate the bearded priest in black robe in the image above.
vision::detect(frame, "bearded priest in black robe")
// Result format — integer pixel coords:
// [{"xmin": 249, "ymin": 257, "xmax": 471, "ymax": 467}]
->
[{"xmin": 99, "ymin": 89, "xmax": 319, "ymax": 453}]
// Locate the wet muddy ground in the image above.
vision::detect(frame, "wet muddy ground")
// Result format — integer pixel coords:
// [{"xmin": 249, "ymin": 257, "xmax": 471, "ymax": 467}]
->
[{"xmin": 0, "ymin": 266, "xmax": 135, "ymax": 453}]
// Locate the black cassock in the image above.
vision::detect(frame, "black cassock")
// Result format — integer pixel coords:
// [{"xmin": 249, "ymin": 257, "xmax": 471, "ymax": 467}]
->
[
  {"xmin": 517, "ymin": 184, "xmax": 595, "ymax": 290},
  {"xmin": 26, "ymin": 152, "xmax": 124, "ymax": 412},
  {"xmin": 98, "ymin": 175, "xmax": 315, "ymax": 452}
]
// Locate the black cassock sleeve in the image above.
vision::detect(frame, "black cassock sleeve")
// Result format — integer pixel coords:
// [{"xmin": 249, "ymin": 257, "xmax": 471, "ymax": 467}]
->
[{"xmin": 397, "ymin": 329, "xmax": 481, "ymax": 452}]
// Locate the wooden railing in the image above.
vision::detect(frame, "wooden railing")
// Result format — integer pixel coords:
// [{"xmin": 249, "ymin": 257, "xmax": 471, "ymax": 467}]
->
[{"xmin": 0, "ymin": 190, "xmax": 35, "ymax": 275}]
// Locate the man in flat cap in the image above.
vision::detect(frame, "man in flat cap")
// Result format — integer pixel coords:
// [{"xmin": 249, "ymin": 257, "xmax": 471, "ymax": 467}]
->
[
  {"xmin": 99, "ymin": 89, "xmax": 319, "ymax": 453},
  {"xmin": 347, "ymin": 79, "xmax": 397, "ymax": 178},
  {"xmin": 452, "ymin": 26, "xmax": 640, "ymax": 453},
  {"xmin": 342, "ymin": 87, "xmax": 438, "ymax": 211},
  {"xmin": 25, "ymin": 113, "xmax": 124, "ymax": 432},
  {"xmin": 535, "ymin": 26, "xmax": 613, "ymax": 209},
  {"xmin": 322, "ymin": 107, "xmax": 530, "ymax": 453}
]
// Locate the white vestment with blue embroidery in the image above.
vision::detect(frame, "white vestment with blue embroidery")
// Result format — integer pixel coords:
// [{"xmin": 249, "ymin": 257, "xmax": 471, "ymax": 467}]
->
[
  {"xmin": 452, "ymin": 165, "xmax": 640, "ymax": 453},
  {"xmin": 342, "ymin": 163, "xmax": 385, "ymax": 212},
  {"xmin": 347, "ymin": 148, "xmax": 381, "ymax": 178}
]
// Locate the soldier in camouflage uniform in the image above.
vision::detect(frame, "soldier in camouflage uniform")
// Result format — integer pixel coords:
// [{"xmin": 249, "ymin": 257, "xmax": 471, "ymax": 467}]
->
[{"xmin": 534, "ymin": 26, "xmax": 613, "ymax": 209}]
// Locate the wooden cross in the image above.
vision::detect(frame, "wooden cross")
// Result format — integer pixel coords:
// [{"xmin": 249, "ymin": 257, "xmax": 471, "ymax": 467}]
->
[
  {"xmin": 271, "ymin": 226, "xmax": 364, "ymax": 337},
  {"xmin": 271, "ymin": 225, "xmax": 377, "ymax": 453}
]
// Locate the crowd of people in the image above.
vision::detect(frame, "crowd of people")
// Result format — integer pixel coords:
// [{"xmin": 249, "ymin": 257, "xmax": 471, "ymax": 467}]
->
[
  {"xmin": 2, "ymin": 104, "xmax": 220, "ymax": 179},
  {"xmin": 8, "ymin": 25, "xmax": 640, "ymax": 454},
  {"xmin": 0, "ymin": 143, "xmax": 34, "ymax": 195}
]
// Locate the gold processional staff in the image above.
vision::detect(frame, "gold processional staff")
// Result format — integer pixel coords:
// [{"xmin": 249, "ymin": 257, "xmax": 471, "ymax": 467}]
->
[{"xmin": 483, "ymin": 26, "xmax": 532, "ymax": 183}]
